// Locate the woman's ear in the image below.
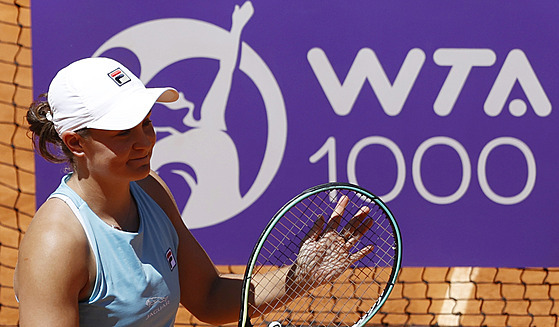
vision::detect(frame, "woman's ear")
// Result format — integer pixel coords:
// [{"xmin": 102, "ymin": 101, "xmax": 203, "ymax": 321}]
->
[{"xmin": 61, "ymin": 131, "xmax": 85, "ymax": 158}]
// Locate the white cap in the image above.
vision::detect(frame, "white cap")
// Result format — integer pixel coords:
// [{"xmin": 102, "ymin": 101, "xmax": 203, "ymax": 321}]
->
[{"xmin": 47, "ymin": 57, "xmax": 179, "ymax": 136}]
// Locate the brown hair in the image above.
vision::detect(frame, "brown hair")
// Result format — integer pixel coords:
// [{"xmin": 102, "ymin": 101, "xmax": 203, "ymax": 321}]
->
[{"xmin": 26, "ymin": 93, "xmax": 88, "ymax": 169}]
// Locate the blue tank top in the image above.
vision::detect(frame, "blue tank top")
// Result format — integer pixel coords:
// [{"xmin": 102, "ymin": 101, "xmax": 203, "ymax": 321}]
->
[{"xmin": 49, "ymin": 174, "xmax": 181, "ymax": 326}]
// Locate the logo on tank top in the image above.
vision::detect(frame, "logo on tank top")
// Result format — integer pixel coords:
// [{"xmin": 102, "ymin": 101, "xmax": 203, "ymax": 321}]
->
[
  {"xmin": 145, "ymin": 296, "xmax": 171, "ymax": 321},
  {"xmin": 166, "ymin": 248, "xmax": 177, "ymax": 271}
]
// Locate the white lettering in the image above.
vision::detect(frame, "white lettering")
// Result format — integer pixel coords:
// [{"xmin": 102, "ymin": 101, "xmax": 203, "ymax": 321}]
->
[
  {"xmin": 485, "ymin": 49, "xmax": 551, "ymax": 117},
  {"xmin": 145, "ymin": 298, "xmax": 170, "ymax": 321},
  {"xmin": 347, "ymin": 136, "xmax": 405, "ymax": 202},
  {"xmin": 477, "ymin": 137, "xmax": 536, "ymax": 205},
  {"xmin": 433, "ymin": 49, "xmax": 496, "ymax": 116},
  {"xmin": 412, "ymin": 137, "xmax": 471, "ymax": 205},
  {"xmin": 307, "ymin": 47, "xmax": 425, "ymax": 116},
  {"xmin": 308, "ymin": 47, "xmax": 551, "ymax": 117},
  {"xmin": 310, "ymin": 136, "xmax": 535, "ymax": 204},
  {"xmin": 309, "ymin": 136, "xmax": 339, "ymax": 202},
  {"xmin": 309, "ymin": 136, "xmax": 338, "ymax": 183}
]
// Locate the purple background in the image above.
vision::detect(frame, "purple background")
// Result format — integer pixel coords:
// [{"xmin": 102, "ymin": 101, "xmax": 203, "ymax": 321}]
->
[{"xmin": 31, "ymin": 1, "xmax": 559, "ymax": 267}]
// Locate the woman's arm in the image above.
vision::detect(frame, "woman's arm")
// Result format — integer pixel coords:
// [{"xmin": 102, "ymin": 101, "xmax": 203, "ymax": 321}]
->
[{"xmin": 15, "ymin": 199, "xmax": 93, "ymax": 327}]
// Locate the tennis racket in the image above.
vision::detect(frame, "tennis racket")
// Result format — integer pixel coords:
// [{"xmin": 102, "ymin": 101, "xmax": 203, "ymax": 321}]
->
[{"xmin": 239, "ymin": 182, "xmax": 402, "ymax": 327}]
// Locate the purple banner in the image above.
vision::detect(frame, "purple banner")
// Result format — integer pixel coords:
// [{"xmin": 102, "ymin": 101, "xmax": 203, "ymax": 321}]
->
[{"xmin": 31, "ymin": 1, "xmax": 559, "ymax": 267}]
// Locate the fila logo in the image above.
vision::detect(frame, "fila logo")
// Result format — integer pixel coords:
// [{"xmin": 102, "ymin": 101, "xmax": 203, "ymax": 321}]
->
[
  {"xmin": 166, "ymin": 248, "xmax": 176, "ymax": 271},
  {"xmin": 108, "ymin": 68, "xmax": 131, "ymax": 86}
]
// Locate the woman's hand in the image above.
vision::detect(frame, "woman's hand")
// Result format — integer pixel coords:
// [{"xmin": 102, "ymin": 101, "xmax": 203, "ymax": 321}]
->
[{"xmin": 288, "ymin": 196, "xmax": 374, "ymax": 294}]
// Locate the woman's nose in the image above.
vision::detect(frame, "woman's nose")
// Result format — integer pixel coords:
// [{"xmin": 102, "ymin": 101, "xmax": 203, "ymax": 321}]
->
[{"xmin": 132, "ymin": 125, "xmax": 155, "ymax": 150}]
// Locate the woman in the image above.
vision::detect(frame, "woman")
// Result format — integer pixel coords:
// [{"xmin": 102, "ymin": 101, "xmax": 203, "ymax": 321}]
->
[{"xmin": 14, "ymin": 57, "xmax": 371, "ymax": 326}]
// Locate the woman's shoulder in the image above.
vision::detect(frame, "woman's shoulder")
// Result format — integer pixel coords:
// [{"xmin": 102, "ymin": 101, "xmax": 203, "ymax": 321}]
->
[
  {"xmin": 15, "ymin": 197, "xmax": 92, "ymax": 301},
  {"xmin": 19, "ymin": 197, "xmax": 90, "ymax": 261}
]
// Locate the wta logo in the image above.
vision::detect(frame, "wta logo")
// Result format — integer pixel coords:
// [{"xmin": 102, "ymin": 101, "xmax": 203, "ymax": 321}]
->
[{"xmin": 308, "ymin": 48, "xmax": 551, "ymax": 118}]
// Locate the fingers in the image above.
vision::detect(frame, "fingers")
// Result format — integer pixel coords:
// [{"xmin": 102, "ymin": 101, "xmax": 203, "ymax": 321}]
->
[
  {"xmin": 341, "ymin": 206, "xmax": 371, "ymax": 240},
  {"xmin": 332, "ymin": 195, "xmax": 349, "ymax": 219},
  {"xmin": 349, "ymin": 245, "xmax": 374, "ymax": 263},
  {"xmin": 302, "ymin": 214, "xmax": 325, "ymax": 244},
  {"xmin": 312, "ymin": 195, "xmax": 375, "ymax": 254},
  {"xmin": 341, "ymin": 206, "xmax": 374, "ymax": 259},
  {"xmin": 325, "ymin": 195, "xmax": 349, "ymax": 233},
  {"xmin": 355, "ymin": 217, "xmax": 374, "ymax": 239}
]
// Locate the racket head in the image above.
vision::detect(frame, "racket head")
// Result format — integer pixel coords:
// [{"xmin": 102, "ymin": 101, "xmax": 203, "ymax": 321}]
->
[{"xmin": 239, "ymin": 182, "xmax": 402, "ymax": 327}]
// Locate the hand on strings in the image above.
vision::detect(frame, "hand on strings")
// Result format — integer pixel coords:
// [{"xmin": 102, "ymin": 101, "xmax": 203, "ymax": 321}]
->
[{"xmin": 288, "ymin": 196, "xmax": 374, "ymax": 293}]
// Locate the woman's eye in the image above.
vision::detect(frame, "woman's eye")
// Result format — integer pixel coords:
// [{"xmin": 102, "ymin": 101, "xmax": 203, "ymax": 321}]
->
[
  {"xmin": 117, "ymin": 129, "xmax": 131, "ymax": 136},
  {"xmin": 143, "ymin": 119, "xmax": 152, "ymax": 127}
]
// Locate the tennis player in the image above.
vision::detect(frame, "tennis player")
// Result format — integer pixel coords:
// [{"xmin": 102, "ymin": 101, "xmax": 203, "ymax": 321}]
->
[{"xmin": 14, "ymin": 57, "xmax": 371, "ymax": 327}]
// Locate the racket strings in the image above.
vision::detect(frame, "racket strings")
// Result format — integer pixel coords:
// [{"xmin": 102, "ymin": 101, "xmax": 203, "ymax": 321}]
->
[
  {"xmin": 248, "ymin": 189, "xmax": 398, "ymax": 327},
  {"xmin": 250, "ymin": 274, "xmax": 390, "ymax": 324},
  {"xmin": 251, "ymin": 269, "xmax": 388, "ymax": 326}
]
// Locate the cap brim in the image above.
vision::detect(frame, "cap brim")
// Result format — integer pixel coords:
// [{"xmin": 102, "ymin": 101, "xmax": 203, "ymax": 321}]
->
[
  {"xmin": 87, "ymin": 87, "xmax": 179, "ymax": 131},
  {"xmin": 156, "ymin": 87, "xmax": 179, "ymax": 103}
]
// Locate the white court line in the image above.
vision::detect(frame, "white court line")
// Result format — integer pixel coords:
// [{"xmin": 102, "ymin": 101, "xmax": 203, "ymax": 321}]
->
[{"xmin": 436, "ymin": 267, "xmax": 478, "ymax": 326}]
